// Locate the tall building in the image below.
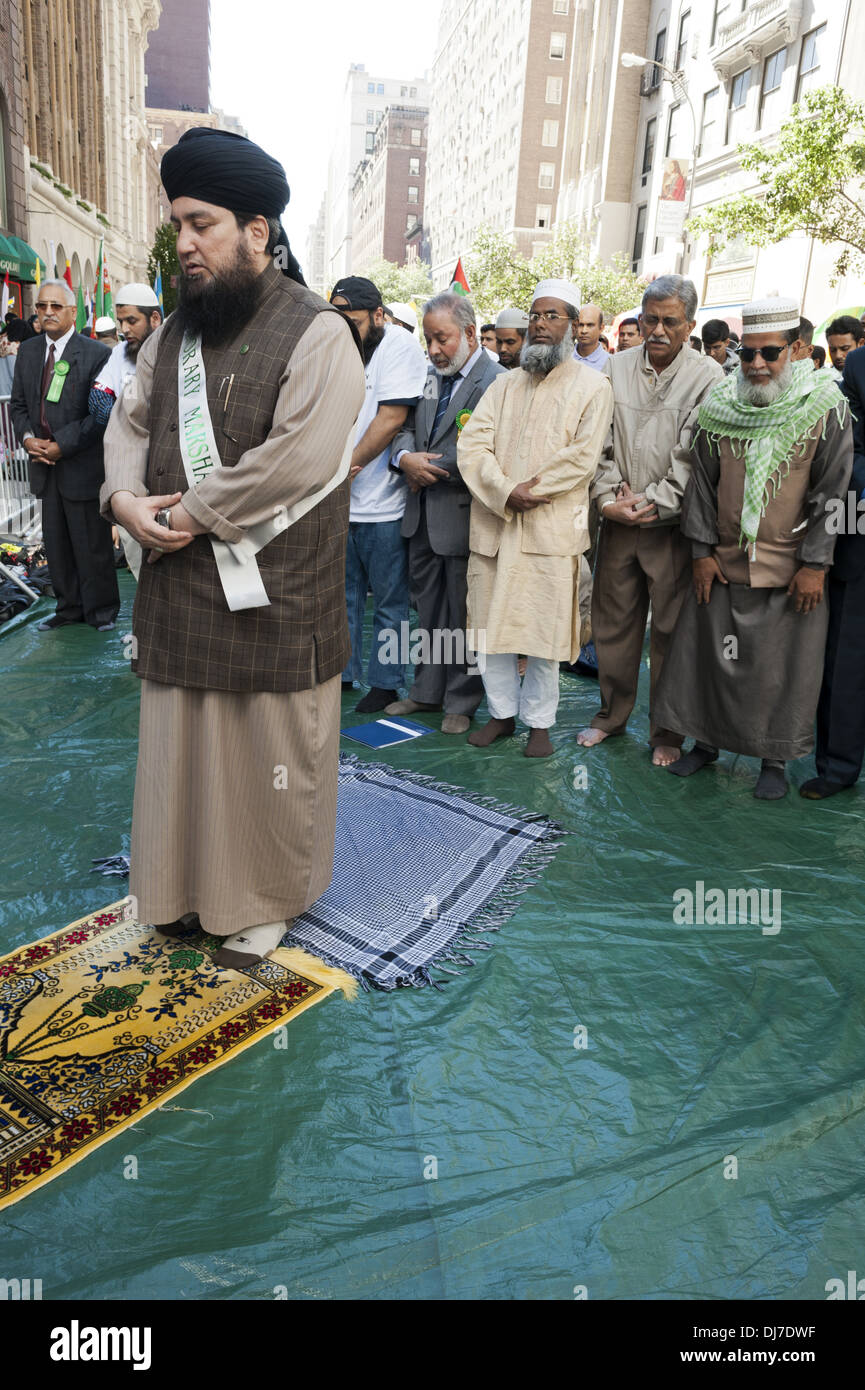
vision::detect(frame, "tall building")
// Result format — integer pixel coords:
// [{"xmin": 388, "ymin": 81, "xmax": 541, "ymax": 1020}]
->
[
  {"xmin": 425, "ymin": 0, "xmax": 578, "ymax": 287},
  {"xmin": 555, "ymin": 0, "xmax": 650, "ymax": 263},
  {"xmin": 147, "ymin": 108, "xmax": 247, "ymax": 224},
  {"xmin": 625, "ymin": 0, "xmax": 860, "ymax": 328},
  {"xmin": 24, "ymin": 0, "xmax": 162, "ymax": 299},
  {"xmin": 145, "ymin": 0, "xmax": 210, "ymax": 112},
  {"xmin": 305, "ymin": 195, "xmax": 327, "ymax": 298},
  {"xmin": 0, "ymin": 0, "xmax": 30, "ymax": 249},
  {"xmin": 351, "ymin": 106, "xmax": 429, "ymax": 272},
  {"xmin": 324, "ymin": 64, "xmax": 428, "ymax": 288}
]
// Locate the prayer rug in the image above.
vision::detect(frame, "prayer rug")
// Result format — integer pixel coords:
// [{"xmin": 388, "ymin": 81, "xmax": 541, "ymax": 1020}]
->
[
  {"xmin": 283, "ymin": 754, "xmax": 565, "ymax": 990},
  {"xmin": 0, "ymin": 902, "xmax": 355, "ymax": 1211}
]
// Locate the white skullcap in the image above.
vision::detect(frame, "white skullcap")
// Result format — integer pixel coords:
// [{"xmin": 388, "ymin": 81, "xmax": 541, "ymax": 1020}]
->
[
  {"xmin": 94, "ymin": 316, "xmax": 116, "ymax": 332},
  {"xmin": 741, "ymin": 296, "xmax": 800, "ymax": 335},
  {"xmin": 115, "ymin": 282, "xmax": 160, "ymax": 308},
  {"xmin": 387, "ymin": 301, "xmax": 418, "ymax": 331},
  {"xmin": 532, "ymin": 279, "xmax": 580, "ymax": 312},
  {"xmin": 495, "ymin": 307, "xmax": 529, "ymax": 329}
]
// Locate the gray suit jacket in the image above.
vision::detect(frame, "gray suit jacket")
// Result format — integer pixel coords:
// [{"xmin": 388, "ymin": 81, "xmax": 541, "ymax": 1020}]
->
[
  {"xmin": 392, "ymin": 350, "xmax": 505, "ymax": 556},
  {"xmin": 10, "ymin": 332, "xmax": 111, "ymax": 500}
]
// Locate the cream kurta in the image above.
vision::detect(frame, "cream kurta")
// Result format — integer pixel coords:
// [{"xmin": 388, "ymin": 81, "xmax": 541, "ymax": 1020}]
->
[
  {"xmin": 457, "ymin": 358, "xmax": 612, "ymax": 661},
  {"xmin": 102, "ymin": 310, "xmax": 364, "ymax": 935}
]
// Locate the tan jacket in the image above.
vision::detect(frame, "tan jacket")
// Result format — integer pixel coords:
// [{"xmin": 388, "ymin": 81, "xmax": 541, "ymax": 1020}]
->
[{"xmin": 592, "ymin": 343, "xmax": 725, "ymax": 521}]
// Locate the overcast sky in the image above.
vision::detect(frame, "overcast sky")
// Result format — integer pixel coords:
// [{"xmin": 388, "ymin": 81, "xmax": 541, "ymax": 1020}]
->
[{"xmin": 210, "ymin": 0, "xmax": 442, "ymax": 255}]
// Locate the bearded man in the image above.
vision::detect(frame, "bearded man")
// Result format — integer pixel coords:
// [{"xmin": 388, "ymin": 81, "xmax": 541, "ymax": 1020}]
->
[
  {"xmin": 655, "ymin": 298, "xmax": 852, "ymax": 799},
  {"xmin": 100, "ymin": 128, "xmax": 365, "ymax": 967},
  {"xmin": 457, "ymin": 279, "xmax": 612, "ymax": 757}
]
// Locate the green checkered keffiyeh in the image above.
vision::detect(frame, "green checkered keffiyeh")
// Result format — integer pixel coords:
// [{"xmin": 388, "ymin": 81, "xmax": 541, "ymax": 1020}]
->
[{"xmin": 694, "ymin": 358, "xmax": 849, "ymax": 552}]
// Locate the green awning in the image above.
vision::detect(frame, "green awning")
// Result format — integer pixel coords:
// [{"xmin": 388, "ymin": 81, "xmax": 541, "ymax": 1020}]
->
[{"xmin": 0, "ymin": 234, "xmax": 47, "ymax": 283}]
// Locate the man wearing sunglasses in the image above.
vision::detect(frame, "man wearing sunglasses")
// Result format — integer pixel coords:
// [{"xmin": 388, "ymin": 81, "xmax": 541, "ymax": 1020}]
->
[{"xmin": 655, "ymin": 297, "xmax": 853, "ymax": 800}]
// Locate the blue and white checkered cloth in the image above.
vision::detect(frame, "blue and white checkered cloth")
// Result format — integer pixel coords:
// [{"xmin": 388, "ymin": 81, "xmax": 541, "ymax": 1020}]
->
[{"xmin": 282, "ymin": 755, "xmax": 563, "ymax": 989}]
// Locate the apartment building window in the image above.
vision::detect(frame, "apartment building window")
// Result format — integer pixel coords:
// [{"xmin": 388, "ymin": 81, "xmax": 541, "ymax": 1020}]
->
[
  {"xmin": 650, "ymin": 27, "xmax": 666, "ymax": 89},
  {"xmin": 796, "ymin": 24, "xmax": 826, "ymax": 102},
  {"xmin": 676, "ymin": 10, "xmax": 690, "ymax": 70},
  {"xmin": 407, "ymin": 185, "xmax": 419, "ymax": 204},
  {"xmin": 553, "ymin": 0, "xmax": 569, "ymax": 13},
  {"xmin": 400, "ymin": 86, "xmax": 407, "ymax": 96},
  {"xmin": 665, "ymin": 103, "xmax": 685, "ymax": 157},
  {"xmin": 411, "ymin": 127, "xmax": 422, "ymax": 146},
  {"xmin": 376, "ymin": 83, "xmax": 384, "ymax": 94},
  {"xmin": 410, "ymin": 86, "xmax": 417, "ymax": 97},
  {"xmin": 641, "ymin": 117, "xmax": 656, "ymax": 181},
  {"xmin": 366, "ymin": 110, "xmax": 376, "ymax": 125},
  {"xmin": 409, "ymin": 156, "xmax": 420, "ymax": 176},
  {"xmin": 367, "ymin": 82, "xmax": 375, "ymax": 93},
  {"xmin": 700, "ymin": 87, "xmax": 720, "ymax": 155},
  {"xmin": 542, "ymin": 120, "xmax": 560, "ymax": 146},
  {"xmin": 538, "ymin": 162, "xmax": 555, "ymax": 189},
  {"xmin": 550, "ymin": 32, "xmax": 566, "ymax": 60},
  {"xmin": 711, "ymin": 1, "xmax": 744, "ymax": 48},
  {"xmin": 546, "ymin": 76, "xmax": 563, "ymax": 104},
  {"xmin": 406, "ymin": 214, "xmax": 415, "ymax": 232},
  {"xmin": 536, "ymin": 204, "xmax": 552, "ymax": 229},
  {"xmin": 760, "ymin": 48, "xmax": 786, "ymax": 128},
  {"xmin": 632, "ymin": 204, "xmax": 647, "ymax": 269},
  {"xmin": 365, "ymin": 132, "xmax": 375, "ymax": 153},
  {"xmin": 150, "ymin": 125, "xmax": 163, "ymax": 144},
  {"xmin": 726, "ymin": 68, "xmax": 750, "ymax": 144}
]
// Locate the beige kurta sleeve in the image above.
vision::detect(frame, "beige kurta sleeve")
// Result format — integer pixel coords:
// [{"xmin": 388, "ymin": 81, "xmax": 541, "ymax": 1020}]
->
[
  {"xmin": 590, "ymin": 357, "xmax": 625, "ymax": 509},
  {"xmin": 644, "ymin": 361, "xmax": 725, "ymax": 520},
  {"xmin": 534, "ymin": 378, "xmax": 613, "ymax": 498},
  {"xmin": 100, "ymin": 321, "xmax": 166, "ymax": 520},
  {"xmin": 457, "ymin": 374, "xmax": 517, "ymax": 520},
  {"xmin": 180, "ymin": 313, "xmax": 365, "ymax": 543}
]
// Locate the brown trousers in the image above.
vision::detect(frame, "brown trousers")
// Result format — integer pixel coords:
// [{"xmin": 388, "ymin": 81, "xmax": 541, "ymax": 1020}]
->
[{"xmin": 590, "ymin": 519, "xmax": 691, "ymax": 747}]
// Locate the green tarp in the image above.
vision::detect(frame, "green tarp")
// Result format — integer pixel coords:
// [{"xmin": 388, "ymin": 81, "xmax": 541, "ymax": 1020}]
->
[{"xmin": 1, "ymin": 577, "xmax": 863, "ymax": 1299}]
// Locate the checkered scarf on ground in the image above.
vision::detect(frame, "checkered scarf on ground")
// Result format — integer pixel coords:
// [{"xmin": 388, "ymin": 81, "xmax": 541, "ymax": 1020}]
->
[
  {"xmin": 694, "ymin": 357, "xmax": 849, "ymax": 552},
  {"xmin": 282, "ymin": 755, "xmax": 564, "ymax": 990}
]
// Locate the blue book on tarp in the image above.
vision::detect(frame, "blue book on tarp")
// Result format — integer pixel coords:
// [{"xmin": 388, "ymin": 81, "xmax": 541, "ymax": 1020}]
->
[{"xmin": 341, "ymin": 716, "xmax": 434, "ymax": 748}]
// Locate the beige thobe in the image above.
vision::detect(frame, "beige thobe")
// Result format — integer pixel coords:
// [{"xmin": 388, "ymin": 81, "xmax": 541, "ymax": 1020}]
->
[
  {"xmin": 457, "ymin": 358, "xmax": 612, "ymax": 662},
  {"xmin": 102, "ymin": 312, "xmax": 364, "ymax": 934}
]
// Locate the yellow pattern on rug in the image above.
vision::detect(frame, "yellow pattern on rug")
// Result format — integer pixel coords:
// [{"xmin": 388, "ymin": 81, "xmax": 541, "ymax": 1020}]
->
[{"xmin": 0, "ymin": 900, "xmax": 355, "ymax": 1210}]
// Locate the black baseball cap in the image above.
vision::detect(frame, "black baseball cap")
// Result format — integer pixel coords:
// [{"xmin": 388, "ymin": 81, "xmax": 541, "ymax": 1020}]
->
[{"xmin": 330, "ymin": 276, "xmax": 382, "ymax": 310}]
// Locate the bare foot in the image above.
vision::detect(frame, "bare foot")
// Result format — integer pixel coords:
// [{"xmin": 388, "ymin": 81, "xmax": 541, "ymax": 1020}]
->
[
  {"xmin": 576, "ymin": 727, "xmax": 608, "ymax": 748},
  {"xmin": 652, "ymin": 744, "xmax": 681, "ymax": 767}
]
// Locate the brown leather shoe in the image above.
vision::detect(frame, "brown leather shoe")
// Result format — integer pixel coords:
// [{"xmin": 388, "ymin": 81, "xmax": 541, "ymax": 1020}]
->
[
  {"xmin": 467, "ymin": 716, "xmax": 516, "ymax": 746},
  {"xmin": 524, "ymin": 728, "xmax": 554, "ymax": 758},
  {"xmin": 442, "ymin": 713, "xmax": 470, "ymax": 734},
  {"xmin": 384, "ymin": 698, "xmax": 441, "ymax": 715},
  {"xmin": 155, "ymin": 912, "xmax": 200, "ymax": 939}
]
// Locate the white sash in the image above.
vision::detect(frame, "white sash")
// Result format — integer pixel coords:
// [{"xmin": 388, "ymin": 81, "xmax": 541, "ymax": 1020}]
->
[{"xmin": 177, "ymin": 332, "xmax": 354, "ymax": 612}]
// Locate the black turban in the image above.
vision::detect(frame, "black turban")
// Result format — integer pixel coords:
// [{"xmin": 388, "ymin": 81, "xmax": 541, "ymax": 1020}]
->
[{"xmin": 161, "ymin": 128, "xmax": 305, "ymax": 285}]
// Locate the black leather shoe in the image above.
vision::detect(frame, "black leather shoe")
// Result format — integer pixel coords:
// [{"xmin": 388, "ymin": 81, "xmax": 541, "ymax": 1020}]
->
[
  {"xmin": 799, "ymin": 776, "xmax": 855, "ymax": 800},
  {"xmin": 355, "ymin": 687, "xmax": 399, "ymax": 713}
]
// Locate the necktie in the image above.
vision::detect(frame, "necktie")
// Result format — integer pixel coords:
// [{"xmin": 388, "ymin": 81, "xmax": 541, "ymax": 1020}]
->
[
  {"xmin": 431, "ymin": 373, "xmax": 456, "ymax": 440},
  {"xmin": 39, "ymin": 343, "xmax": 56, "ymax": 438}
]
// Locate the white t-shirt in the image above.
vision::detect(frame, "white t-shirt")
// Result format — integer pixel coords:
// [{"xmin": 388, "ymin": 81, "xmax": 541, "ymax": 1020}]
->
[
  {"xmin": 93, "ymin": 341, "xmax": 137, "ymax": 399},
  {"xmin": 349, "ymin": 323, "xmax": 427, "ymax": 523}
]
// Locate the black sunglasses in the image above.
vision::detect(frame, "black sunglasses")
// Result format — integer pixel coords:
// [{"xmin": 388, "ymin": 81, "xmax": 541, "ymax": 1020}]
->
[{"xmin": 736, "ymin": 344, "xmax": 788, "ymax": 363}]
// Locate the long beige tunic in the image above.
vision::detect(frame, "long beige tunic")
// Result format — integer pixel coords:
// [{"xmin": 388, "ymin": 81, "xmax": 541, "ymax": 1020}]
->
[
  {"xmin": 457, "ymin": 358, "xmax": 612, "ymax": 661},
  {"xmin": 103, "ymin": 312, "xmax": 364, "ymax": 935}
]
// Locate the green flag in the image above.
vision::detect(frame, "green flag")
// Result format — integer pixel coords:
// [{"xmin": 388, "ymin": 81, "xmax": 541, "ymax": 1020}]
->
[{"xmin": 75, "ymin": 283, "xmax": 87, "ymax": 333}]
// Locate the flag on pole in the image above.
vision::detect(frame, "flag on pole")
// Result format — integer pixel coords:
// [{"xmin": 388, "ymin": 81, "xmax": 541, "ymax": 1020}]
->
[
  {"xmin": 153, "ymin": 267, "xmax": 164, "ymax": 313},
  {"xmin": 1, "ymin": 271, "xmax": 9, "ymax": 321},
  {"xmin": 63, "ymin": 259, "xmax": 73, "ymax": 291},
  {"xmin": 48, "ymin": 240, "xmax": 56, "ymax": 279},
  {"xmin": 449, "ymin": 258, "xmax": 470, "ymax": 296},
  {"xmin": 35, "ymin": 256, "xmax": 41, "ymax": 290},
  {"xmin": 75, "ymin": 282, "xmax": 87, "ymax": 333},
  {"xmin": 85, "ymin": 286, "xmax": 93, "ymax": 335}
]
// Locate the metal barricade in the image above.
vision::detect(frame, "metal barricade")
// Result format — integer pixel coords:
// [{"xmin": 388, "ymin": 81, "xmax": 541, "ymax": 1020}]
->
[{"xmin": 0, "ymin": 394, "xmax": 42, "ymax": 542}]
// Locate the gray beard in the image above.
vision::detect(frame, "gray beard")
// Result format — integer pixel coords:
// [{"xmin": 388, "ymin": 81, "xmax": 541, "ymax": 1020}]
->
[
  {"xmin": 736, "ymin": 360, "xmax": 793, "ymax": 406},
  {"xmin": 439, "ymin": 331, "xmax": 472, "ymax": 377},
  {"xmin": 520, "ymin": 332, "xmax": 574, "ymax": 377}
]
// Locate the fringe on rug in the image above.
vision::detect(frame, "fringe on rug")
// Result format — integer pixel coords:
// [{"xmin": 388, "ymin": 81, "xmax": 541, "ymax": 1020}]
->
[{"xmin": 273, "ymin": 945, "xmax": 359, "ymax": 1001}]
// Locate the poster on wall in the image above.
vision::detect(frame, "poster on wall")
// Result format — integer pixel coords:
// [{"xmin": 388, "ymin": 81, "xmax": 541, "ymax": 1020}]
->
[{"xmin": 656, "ymin": 158, "xmax": 689, "ymax": 238}]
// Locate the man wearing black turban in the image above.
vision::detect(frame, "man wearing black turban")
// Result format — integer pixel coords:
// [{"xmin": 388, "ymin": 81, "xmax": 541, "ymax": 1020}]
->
[{"xmin": 100, "ymin": 129, "xmax": 366, "ymax": 969}]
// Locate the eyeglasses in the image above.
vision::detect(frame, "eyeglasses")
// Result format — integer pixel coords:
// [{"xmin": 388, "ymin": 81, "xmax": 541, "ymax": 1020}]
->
[
  {"xmin": 737, "ymin": 344, "xmax": 788, "ymax": 363},
  {"xmin": 35, "ymin": 302, "xmax": 68, "ymax": 312},
  {"xmin": 528, "ymin": 311, "xmax": 565, "ymax": 323}
]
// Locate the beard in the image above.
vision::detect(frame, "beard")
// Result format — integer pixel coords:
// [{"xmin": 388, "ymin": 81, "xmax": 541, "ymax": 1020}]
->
[
  {"xmin": 736, "ymin": 359, "xmax": 793, "ymax": 406},
  {"xmin": 438, "ymin": 330, "xmax": 472, "ymax": 377},
  {"xmin": 362, "ymin": 321, "xmax": 386, "ymax": 365},
  {"xmin": 176, "ymin": 242, "xmax": 264, "ymax": 346},
  {"xmin": 520, "ymin": 329, "xmax": 575, "ymax": 377}
]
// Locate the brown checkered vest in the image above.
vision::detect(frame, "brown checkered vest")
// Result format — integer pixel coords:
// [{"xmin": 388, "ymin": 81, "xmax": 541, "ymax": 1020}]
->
[{"xmin": 132, "ymin": 266, "xmax": 352, "ymax": 692}]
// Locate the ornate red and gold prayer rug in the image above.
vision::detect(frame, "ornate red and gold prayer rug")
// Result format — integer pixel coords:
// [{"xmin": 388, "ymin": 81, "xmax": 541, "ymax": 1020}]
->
[{"xmin": 0, "ymin": 900, "xmax": 355, "ymax": 1209}]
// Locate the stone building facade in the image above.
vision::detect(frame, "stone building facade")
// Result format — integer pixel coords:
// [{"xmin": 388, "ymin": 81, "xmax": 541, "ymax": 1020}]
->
[{"xmin": 0, "ymin": 0, "xmax": 31, "ymax": 246}]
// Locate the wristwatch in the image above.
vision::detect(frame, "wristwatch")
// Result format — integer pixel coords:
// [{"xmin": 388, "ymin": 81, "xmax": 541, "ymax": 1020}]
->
[{"xmin": 155, "ymin": 507, "xmax": 172, "ymax": 530}]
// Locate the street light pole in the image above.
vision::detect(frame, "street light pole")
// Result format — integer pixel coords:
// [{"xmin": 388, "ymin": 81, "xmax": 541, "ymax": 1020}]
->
[{"xmin": 621, "ymin": 52, "xmax": 700, "ymax": 275}]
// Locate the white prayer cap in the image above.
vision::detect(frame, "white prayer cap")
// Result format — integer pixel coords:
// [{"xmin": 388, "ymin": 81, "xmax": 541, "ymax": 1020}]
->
[
  {"xmin": 532, "ymin": 279, "xmax": 580, "ymax": 312},
  {"xmin": 115, "ymin": 282, "xmax": 160, "ymax": 308},
  {"xmin": 741, "ymin": 296, "xmax": 800, "ymax": 335},
  {"xmin": 94, "ymin": 316, "xmax": 116, "ymax": 332},
  {"xmin": 387, "ymin": 301, "xmax": 418, "ymax": 331},
  {"xmin": 495, "ymin": 307, "xmax": 530, "ymax": 329}
]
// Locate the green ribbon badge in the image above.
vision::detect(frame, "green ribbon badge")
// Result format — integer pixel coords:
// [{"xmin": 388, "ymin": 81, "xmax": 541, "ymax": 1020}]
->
[
  {"xmin": 456, "ymin": 409, "xmax": 473, "ymax": 432},
  {"xmin": 45, "ymin": 358, "xmax": 70, "ymax": 404}
]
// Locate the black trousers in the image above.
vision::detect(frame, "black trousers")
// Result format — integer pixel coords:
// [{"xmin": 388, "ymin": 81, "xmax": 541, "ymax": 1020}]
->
[
  {"xmin": 815, "ymin": 569, "xmax": 865, "ymax": 785},
  {"xmin": 407, "ymin": 505, "xmax": 484, "ymax": 715},
  {"xmin": 41, "ymin": 471, "xmax": 120, "ymax": 627}
]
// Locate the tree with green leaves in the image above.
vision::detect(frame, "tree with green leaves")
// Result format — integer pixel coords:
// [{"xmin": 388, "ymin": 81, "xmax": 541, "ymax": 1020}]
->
[
  {"xmin": 688, "ymin": 86, "xmax": 865, "ymax": 284},
  {"xmin": 147, "ymin": 223, "xmax": 180, "ymax": 315},
  {"xmin": 353, "ymin": 257, "xmax": 435, "ymax": 308},
  {"xmin": 464, "ymin": 228, "xmax": 537, "ymax": 320}
]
